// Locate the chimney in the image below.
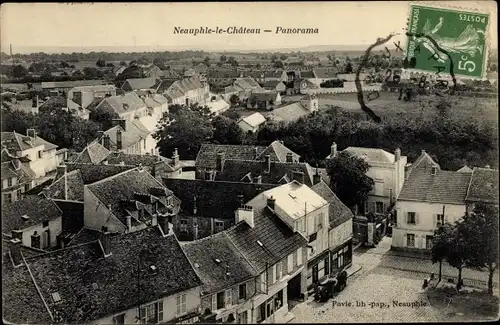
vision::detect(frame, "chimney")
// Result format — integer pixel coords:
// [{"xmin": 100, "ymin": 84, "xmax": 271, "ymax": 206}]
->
[
  {"xmin": 103, "ymin": 134, "xmax": 111, "ymax": 150},
  {"xmin": 264, "ymin": 154, "xmax": 271, "ymax": 173},
  {"xmin": 395, "ymin": 148, "xmax": 401, "ymax": 162},
  {"xmin": 126, "ymin": 215, "xmax": 132, "ymax": 231},
  {"xmin": 330, "ymin": 142, "xmax": 337, "ymax": 158},
  {"xmin": 253, "ymin": 175, "xmax": 262, "ymax": 184},
  {"xmin": 172, "ymin": 148, "xmax": 179, "ymax": 166},
  {"xmin": 431, "ymin": 165, "xmax": 437, "ymax": 175},
  {"xmin": 421, "ymin": 149, "xmax": 426, "ymax": 155},
  {"xmin": 116, "ymin": 129, "xmax": 123, "ymax": 150},
  {"xmin": 216, "ymin": 152, "xmax": 225, "ymax": 172},
  {"xmin": 57, "ymin": 164, "xmax": 67, "ymax": 177},
  {"xmin": 253, "ymin": 147, "xmax": 259, "ymax": 160},
  {"xmin": 237, "ymin": 194, "xmax": 244, "ymax": 207},
  {"xmin": 97, "ymin": 130, "xmax": 104, "ymax": 144},
  {"xmin": 27, "ymin": 128, "xmax": 37, "ymax": 139},
  {"xmin": 193, "ymin": 196, "xmax": 198, "ymax": 215},
  {"xmin": 235, "ymin": 205, "xmax": 255, "ymax": 228},
  {"xmin": 293, "ymin": 171, "xmax": 305, "ymax": 184},
  {"xmin": 267, "ymin": 196, "xmax": 276, "ymax": 211},
  {"xmin": 100, "ymin": 232, "xmax": 112, "ymax": 257},
  {"xmin": 112, "ymin": 118, "xmax": 127, "ymax": 131},
  {"xmin": 9, "ymin": 239, "xmax": 23, "ymax": 267},
  {"xmin": 30, "ymin": 231, "xmax": 41, "ymax": 249},
  {"xmin": 31, "ymin": 96, "xmax": 40, "ymax": 114},
  {"xmin": 158, "ymin": 214, "xmax": 170, "ymax": 235},
  {"xmin": 12, "ymin": 229, "xmax": 23, "ymax": 241},
  {"xmin": 151, "ymin": 212, "xmax": 158, "ymax": 226},
  {"xmin": 313, "ymin": 165, "xmax": 321, "ymax": 185},
  {"xmin": 73, "ymin": 91, "xmax": 83, "ymax": 106},
  {"xmin": 286, "ymin": 152, "xmax": 293, "ymax": 163}
]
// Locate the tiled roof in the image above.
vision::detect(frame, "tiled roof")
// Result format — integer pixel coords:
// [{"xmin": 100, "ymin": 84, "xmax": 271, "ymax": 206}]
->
[
  {"xmin": 457, "ymin": 165, "xmax": 473, "ymax": 173},
  {"xmin": 239, "ymin": 112, "xmax": 266, "ymax": 128},
  {"xmin": 207, "ymin": 69, "xmax": 240, "ymax": 79},
  {"xmin": 106, "ymin": 152, "xmax": 172, "ymax": 168},
  {"xmin": 256, "ymin": 140, "xmax": 301, "ymax": 163},
  {"xmin": 465, "ymin": 167, "xmax": 499, "ymax": 204},
  {"xmin": 184, "ymin": 231, "xmax": 258, "ymax": 295},
  {"xmin": 1, "ymin": 195, "xmax": 63, "ymax": 233},
  {"xmin": 407, "ymin": 150, "xmax": 441, "ymax": 175},
  {"xmin": 123, "ymin": 77, "xmax": 157, "ymax": 90},
  {"xmin": 300, "ymin": 71, "xmax": 316, "ymax": 79},
  {"xmin": 96, "ymin": 92, "xmax": 146, "ymax": 115},
  {"xmin": 248, "ymin": 91, "xmax": 279, "ymax": 102},
  {"xmin": 3, "ymin": 227, "xmax": 202, "ymax": 324},
  {"xmin": 343, "ymin": 147, "xmax": 396, "ymax": 164},
  {"xmin": 311, "ymin": 180, "xmax": 354, "ymax": 229},
  {"xmin": 43, "ymin": 170, "xmax": 85, "ymax": 201},
  {"xmin": 38, "ymin": 96, "xmax": 82, "ymax": 111},
  {"xmin": 398, "ymin": 168, "xmax": 471, "ymax": 204},
  {"xmin": 66, "ymin": 163, "xmax": 134, "ymax": 184},
  {"xmin": 262, "ymin": 80, "xmax": 284, "ymax": 88},
  {"xmin": 234, "ymin": 77, "xmax": 262, "ymax": 91},
  {"xmin": 225, "ymin": 195, "xmax": 308, "ymax": 273},
  {"xmin": 68, "ymin": 227, "xmax": 102, "ymax": 246},
  {"xmin": 313, "ymin": 68, "xmax": 338, "ymax": 79},
  {"xmin": 240, "ymin": 70, "xmax": 265, "ymax": 79},
  {"xmin": 264, "ymin": 70, "xmax": 285, "ymax": 78},
  {"xmin": 195, "ymin": 144, "xmax": 267, "ymax": 169},
  {"xmin": 71, "ymin": 85, "xmax": 116, "ymax": 93},
  {"xmin": 269, "ymin": 102, "xmax": 309, "ymax": 123},
  {"xmin": 1, "ymin": 131, "xmax": 58, "ymax": 152},
  {"xmin": 216, "ymin": 159, "xmax": 315, "ymax": 186},
  {"xmin": 162, "ymin": 178, "xmax": 275, "ymax": 220},
  {"xmin": 103, "ymin": 120, "xmax": 151, "ymax": 151},
  {"xmin": 73, "ymin": 141, "xmax": 110, "ymax": 164},
  {"xmin": 0, "ymin": 152, "xmax": 35, "ymax": 184},
  {"xmin": 86, "ymin": 168, "xmax": 173, "ymax": 225},
  {"xmin": 41, "ymin": 80, "xmax": 107, "ymax": 89}
]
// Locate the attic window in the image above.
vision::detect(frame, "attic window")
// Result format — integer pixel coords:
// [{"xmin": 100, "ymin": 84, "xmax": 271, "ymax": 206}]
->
[
  {"xmin": 122, "ymin": 103, "xmax": 129, "ymax": 110},
  {"xmin": 51, "ymin": 292, "xmax": 62, "ymax": 304},
  {"xmin": 214, "ymin": 258, "xmax": 222, "ymax": 264},
  {"xmin": 92, "ymin": 283, "xmax": 99, "ymax": 290},
  {"xmin": 257, "ymin": 240, "xmax": 263, "ymax": 247},
  {"xmin": 21, "ymin": 215, "xmax": 29, "ymax": 221}
]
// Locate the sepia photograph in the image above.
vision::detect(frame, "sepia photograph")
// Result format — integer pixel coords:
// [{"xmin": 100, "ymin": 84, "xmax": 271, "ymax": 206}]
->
[{"xmin": 0, "ymin": 1, "xmax": 498, "ymax": 324}]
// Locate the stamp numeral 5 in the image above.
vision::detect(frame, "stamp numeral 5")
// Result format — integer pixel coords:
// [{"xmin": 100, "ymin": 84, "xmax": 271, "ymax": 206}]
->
[{"xmin": 458, "ymin": 55, "xmax": 476, "ymax": 72}]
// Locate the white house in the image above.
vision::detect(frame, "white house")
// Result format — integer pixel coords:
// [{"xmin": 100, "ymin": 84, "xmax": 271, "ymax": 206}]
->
[{"xmin": 238, "ymin": 112, "xmax": 266, "ymax": 133}]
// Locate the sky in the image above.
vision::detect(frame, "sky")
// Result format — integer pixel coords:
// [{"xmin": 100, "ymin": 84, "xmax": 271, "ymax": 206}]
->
[{"xmin": 0, "ymin": 1, "xmax": 497, "ymax": 54}]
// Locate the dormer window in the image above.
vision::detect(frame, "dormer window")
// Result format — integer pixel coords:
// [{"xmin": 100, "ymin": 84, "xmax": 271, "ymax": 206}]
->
[{"xmin": 51, "ymin": 292, "xmax": 62, "ymax": 304}]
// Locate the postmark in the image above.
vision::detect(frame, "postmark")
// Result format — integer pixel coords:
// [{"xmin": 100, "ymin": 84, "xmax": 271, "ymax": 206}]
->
[{"xmin": 404, "ymin": 4, "xmax": 490, "ymax": 79}]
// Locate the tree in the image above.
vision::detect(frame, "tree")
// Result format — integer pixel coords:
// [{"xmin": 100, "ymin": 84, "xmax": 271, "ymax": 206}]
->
[
  {"xmin": 60, "ymin": 61, "xmax": 70, "ymax": 68},
  {"xmin": 212, "ymin": 115, "xmax": 243, "ymax": 145},
  {"xmin": 89, "ymin": 105, "xmax": 120, "ymax": 130},
  {"xmin": 462, "ymin": 203, "xmax": 499, "ymax": 294},
  {"xmin": 106, "ymin": 62, "xmax": 115, "ymax": 68},
  {"xmin": 96, "ymin": 59, "xmax": 106, "ymax": 67},
  {"xmin": 325, "ymin": 151, "xmax": 374, "ymax": 210},
  {"xmin": 12, "ymin": 65, "xmax": 28, "ymax": 78},
  {"xmin": 273, "ymin": 61, "xmax": 284, "ymax": 69},
  {"xmin": 154, "ymin": 104, "xmax": 214, "ymax": 159},
  {"xmin": 431, "ymin": 222, "xmax": 454, "ymax": 282},
  {"xmin": 280, "ymin": 55, "xmax": 287, "ymax": 61},
  {"xmin": 271, "ymin": 55, "xmax": 278, "ymax": 62},
  {"xmin": 220, "ymin": 55, "xmax": 227, "ymax": 62},
  {"xmin": 203, "ymin": 56, "xmax": 210, "ymax": 66},
  {"xmin": 137, "ymin": 56, "xmax": 150, "ymax": 65},
  {"xmin": 229, "ymin": 94, "xmax": 240, "ymax": 107},
  {"xmin": 345, "ymin": 62, "xmax": 353, "ymax": 74},
  {"xmin": 83, "ymin": 67, "xmax": 104, "ymax": 79}
]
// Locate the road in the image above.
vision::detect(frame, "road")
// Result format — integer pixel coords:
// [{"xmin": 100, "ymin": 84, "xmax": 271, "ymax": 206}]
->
[{"xmin": 289, "ymin": 237, "xmax": 499, "ymax": 323}]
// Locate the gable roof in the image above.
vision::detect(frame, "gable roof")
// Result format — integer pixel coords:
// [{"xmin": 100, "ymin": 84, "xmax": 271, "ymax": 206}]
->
[
  {"xmin": 234, "ymin": 77, "xmax": 262, "ymax": 91},
  {"xmin": 465, "ymin": 167, "xmax": 499, "ymax": 204},
  {"xmin": 3, "ymin": 227, "xmax": 202, "ymax": 324},
  {"xmin": 264, "ymin": 70, "xmax": 285, "ymax": 78},
  {"xmin": 0, "ymin": 151, "xmax": 35, "ymax": 184},
  {"xmin": 268, "ymin": 102, "xmax": 309, "ymax": 123},
  {"xmin": 343, "ymin": 147, "xmax": 396, "ymax": 164},
  {"xmin": 457, "ymin": 165, "xmax": 473, "ymax": 173},
  {"xmin": 1, "ymin": 131, "xmax": 58, "ymax": 152},
  {"xmin": 311, "ymin": 180, "xmax": 354, "ymax": 229},
  {"xmin": 73, "ymin": 141, "xmax": 110, "ymax": 164},
  {"xmin": 2, "ymin": 195, "xmax": 63, "ymax": 234},
  {"xmin": 248, "ymin": 91, "xmax": 279, "ymax": 102},
  {"xmin": 123, "ymin": 77, "xmax": 157, "ymax": 90},
  {"xmin": 256, "ymin": 140, "xmax": 301, "ymax": 163},
  {"xmin": 106, "ymin": 152, "xmax": 172, "ymax": 168},
  {"xmin": 239, "ymin": 112, "xmax": 266, "ymax": 128},
  {"xmin": 225, "ymin": 194, "xmax": 308, "ymax": 273},
  {"xmin": 216, "ymin": 159, "xmax": 315, "ymax": 186},
  {"xmin": 184, "ymin": 231, "xmax": 258, "ymax": 295},
  {"xmin": 96, "ymin": 92, "xmax": 146, "ymax": 115},
  {"xmin": 65, "ymin": 163, "xmax": 135, "ymax": 185},
  {"xmin": 398, "ymin": 168, "xmax": 471, "ymax": 205},
  {"xmin": 43, "ymin": 170, "xmax": 85, "ymax": 202},
  {"xmin": 103, "ymin": 120, "xmax": 151, "ymax": 151},
  {"xmin": 162, "ymin": 178, "xmax": 275, "ymax": 220},
  {"xmin": 313, "ymin": 67, "xmax": 338, "ymax": 79},
  {"xmin": 195, "ymin": 144, "xmax": 267, "ymax": 169},
  {"xmin": 407, "ymin": 150, "xmax": 441, "ymax": 175},
  {"xmin": 262, "ymin": 80, "xmax": 285, "ymax": 89}
]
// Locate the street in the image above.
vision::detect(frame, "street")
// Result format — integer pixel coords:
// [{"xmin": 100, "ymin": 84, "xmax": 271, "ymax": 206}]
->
[{"xmin": 289, "ymin": 237, "xmax": 499, "ymax": 323}]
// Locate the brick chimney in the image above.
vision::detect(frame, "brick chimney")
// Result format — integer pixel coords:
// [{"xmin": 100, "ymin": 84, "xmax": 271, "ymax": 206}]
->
[
  {"xmin": 27, "ymin": 128, "xmax": 37, "ymax": 140},
  {"xmin": 30, "ymin": 231, "xmax": 41, "ymax": 249},
  {"xmin": 313, "ymin": 165, "xmax": 321, "ymax": 185},
  {"xmin": 100, "ymin": 231, "xmax": 112, "ymax": 257},
  {"xmin": 235, "ymin": 205, "xmax": 255, "ymax": 228},
  {"xmin": 125, "ymin": 215, "xmax": 132, "ymax": 231},
  {"xmin": 264, "ymin": 154, "xmax": 271, "ymax": 173},
  {"xmin": 395, "ymin": 148, "xmax": 401, "ymax": 162},
  {"xmin": 330, "ymin": 142, "xmax": 337, "ymax": 158},
  {"xmin": 216, "ymin": 152, "xmax": 225, "ymax": 172},
  {"xmin": 267, "ymin": 196, "xmax": 276, "ymax": 210},
  {"xmin": 9, "ymin": 238, "xmax": 23, "ymax": 267},
  {"xmin": 286, "ymin": 152, "xmax": 293, "ymax": 163},
  {"xmin": 116, "ymin": 129, "xmax": 123, "ymax": 150},
  {"xmin": 172, "ymin": 148, "xmax": 179, "ymax": 166},
  {"xmin": 12, "ymin": 229, "xmax": 23, "ymax": 241},
  {"xmin": 103, "ymin": 134, "xmax": 111, "ymax": 150},
  {"xmin": 292, "ymin": 170, "xmax": 305, "ymax": 184}
]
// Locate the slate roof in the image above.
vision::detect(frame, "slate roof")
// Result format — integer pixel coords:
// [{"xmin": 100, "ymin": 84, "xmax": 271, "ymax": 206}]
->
[
  {"xmin": 184, "ymin": 231, "xmax": 258, "ymax": 295},
  {"xmin": 1, "ymin": 131, "xmax": 58, "ymax": 152},
  {"xmin": 162, "ymin": 178, "xmax": 275, "ymax": 220},
  {"xmin": 216, "ymin": 159, "xmax": 315, "ymax": 187},
  {"xmin": 343, "ymin": 147, "xmax": 396, "ymax": 164},
  {"xmin": 1, "ymin": 195, "xmax": 63, "ymax": 234},
  {"xmin": 269, "ymin": 102, "xmax": 309, "ymax": 123},
  {"xmin": 3, "ymin": 227, "xmax": 202, "ymax": 324},
  {"xmin": 465, "ymin": 167, "xmax": 499, "ymax": 204},
  {"xmin": 225, "ymin": 195, "xmax": 308, "ymax": 273},
  {"xmin": 311, "ymin": 180, "xmax": 354, "ymax": 229},
  {"xmin": 43, "ymin": 169, "xmax": 85, "ymax": 202},
  {"xmin": 65, "ymin": 163, "xmax": 134, "ymax": 184},
  {"xmin": 398, "ymin": 168, "xmax": 472, "ymax": 205},
  {"xmin": 73, "ymin": 141, "xmax": 110, "ymax": 164},
  {"xmin": 96, "ymin": 92, "xmax": 146, "ymax": 115},
  {"xmin": 123, "ymin": 77, "xmax": 157, "ymax": 90}
]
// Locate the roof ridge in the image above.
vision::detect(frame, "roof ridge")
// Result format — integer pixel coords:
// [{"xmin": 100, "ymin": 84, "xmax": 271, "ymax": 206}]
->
[
  {"xmin": 86, "ymin": 167, "xmax": 140, "ymax": 187},
  {"xmin": 22, "ymin": 251, "xmax": 54, "ymax": 321}
]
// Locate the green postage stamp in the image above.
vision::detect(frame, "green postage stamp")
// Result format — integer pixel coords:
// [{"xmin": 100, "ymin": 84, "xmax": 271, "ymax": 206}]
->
[{"xmin": 405, "ymin": 4, "xmax": 490, "ymax": 79}]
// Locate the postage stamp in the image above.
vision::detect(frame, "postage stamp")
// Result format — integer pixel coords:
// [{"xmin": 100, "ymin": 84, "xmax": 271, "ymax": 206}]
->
[{"xmin": 404, "ymin": 4, "xmax": 490, "ymax": 79}]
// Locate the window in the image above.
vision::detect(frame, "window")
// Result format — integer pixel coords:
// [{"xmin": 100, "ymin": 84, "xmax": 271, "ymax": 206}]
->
[
  {"xmin": 3, "ymin": 193, "xmax": 12, "ymax": 204},
  {"xmin": 8, "ymin": 178, "xmax": 13, "ymax": 187},
  {"xmin": 375, "ymin": 201, "xmax": 384, "ymax": 214},
  {"xmin": 16, "ymin": 189, "xmax": 22, "ymax": 200},
  {"xmin": 308, "ymin": 233, "xmax": 317, "ymax": 243},
  {"xmin": 436, "ymin": 214, "xmax": 444, "ymax": 227},
  {"xmin": 258, "ymin": 304, "xmax": 266, "ymax": 323},
  {"xmin": 312, "ymin": 264, "xmax": 319, "ymax": 283},
  {"xmin": 260, "ymin": 273, "xmax": 266, "ymax": 292},
  {"xmin": 113, "ymin": 313, "xmax": 125, "ymax": 325},
  {"xmin": 43, "ymin": 220, "xmax": 49, "ymax": 228},
  {"xmin": 296, "ymin": 248, "xmax": 302, "ymax": 266},
  {"xmin": 287, "ymin": 254, "xmax": 293, "ymax": 273},
  {"xmin": 143, "ymin": 139, "xmax": 147, "ymax": 149},
  {"xmin": 38, "ymin": 151, "xmax": 43, "ymax": 159},
  {"xmin": 140, "ymin": 301, "xmax": 163, "ymax": 324},
  {"xmin": 406, "ymin": 234, "xmax": 415, "ymax": 247},
  {"xmin": 276, "ymin": 261, "xmax": 282, "ymax": 281},
  {"xmin": 225, "ymin": 289, "xmax": 232, "ymax": 307},
  {"xmin": 426, "ymin": 236, "xmax": 433, "ymax": 249},
  {"xmin": 324, "ymin": 257, "xmax": 330, "ymax": 276},
  {"xmin": 176, "ymin": 294, "xmax": 186, "ymax": 316},
  {"xmin": 216, "ymin": 291, "xmax": 225, "ymax": 309},
  {"xmin": 215, "ymin": 220, "xmax": 224, "ymax": 231},
  {"xmin": 239, "ymin": 283, "xmax": 247, "ymax": 300},
  {"xmin": 407, "ymin": 212, "xmax": 416, "ymax": 224}
]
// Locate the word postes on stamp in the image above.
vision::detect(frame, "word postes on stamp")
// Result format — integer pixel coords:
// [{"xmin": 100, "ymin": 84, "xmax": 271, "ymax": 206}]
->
[{"xmin": 405, "ymin": 4, "xmax": 489, "ymax": 79}]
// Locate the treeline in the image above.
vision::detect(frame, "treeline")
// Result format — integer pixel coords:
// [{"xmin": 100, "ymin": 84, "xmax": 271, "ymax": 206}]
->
[{"xmin": 1, "ymin": 50, "xmax": 208, "ymax": 63}]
